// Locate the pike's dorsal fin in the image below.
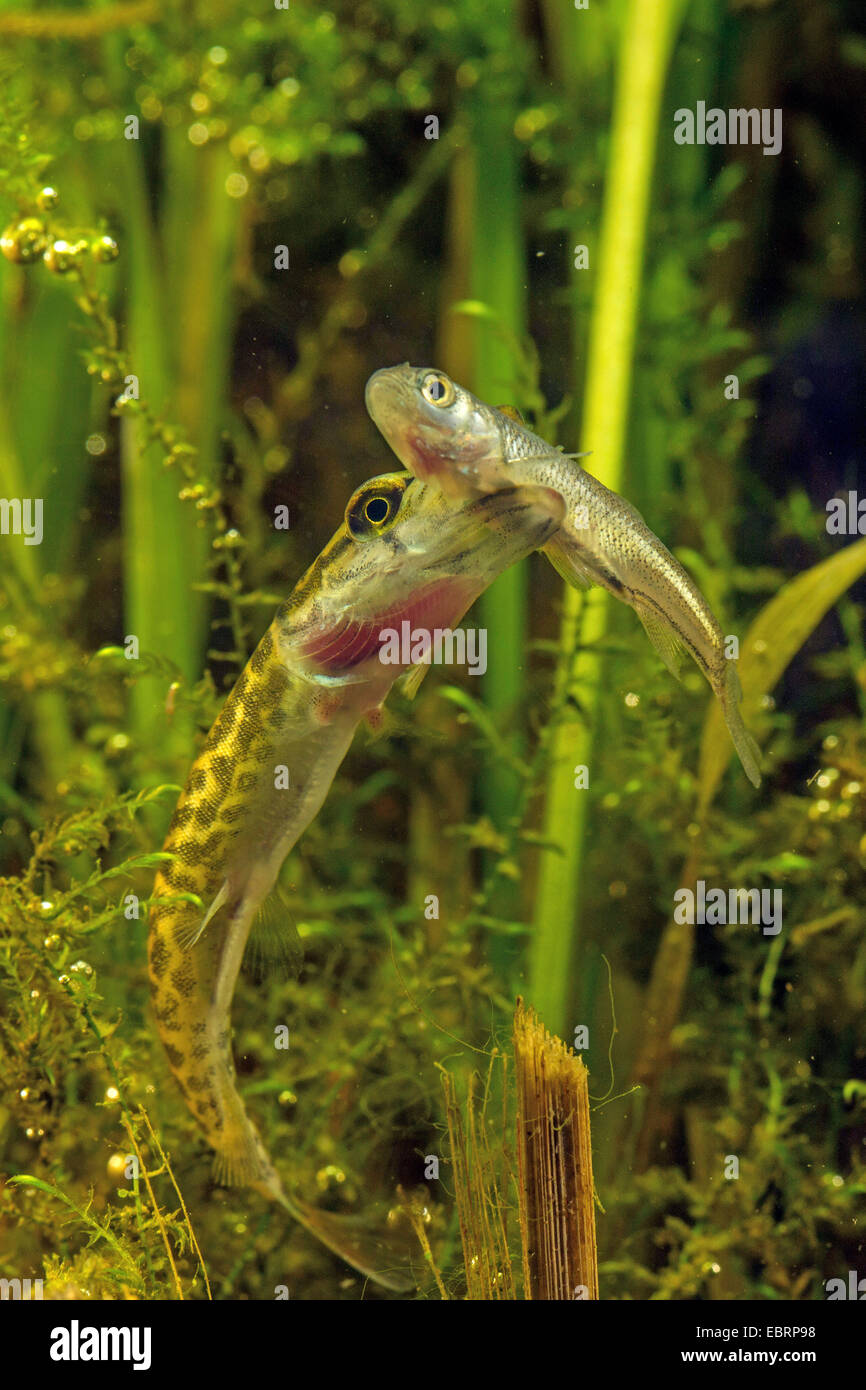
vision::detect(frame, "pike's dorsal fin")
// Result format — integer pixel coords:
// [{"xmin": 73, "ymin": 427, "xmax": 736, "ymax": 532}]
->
[
  {"xmin": 496, "ymin": 404, "xmax": 526, "ymax": 424},
  {"xmin": 635, "ymin": 608, "xmax": 688, "ymax": 682}
]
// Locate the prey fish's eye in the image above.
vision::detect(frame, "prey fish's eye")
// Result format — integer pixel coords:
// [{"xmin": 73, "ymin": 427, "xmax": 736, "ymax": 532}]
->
[
  {"xmin": 421, "ymin": 371, "xmax": 455, "ymax": 408},
  {"xmin": 345, "ymin": 474, "xmax": 410, "ymax": 541}
]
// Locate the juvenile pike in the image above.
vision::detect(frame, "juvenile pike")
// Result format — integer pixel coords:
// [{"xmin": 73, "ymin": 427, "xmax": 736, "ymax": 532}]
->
[
  {"xmin": 148, "ymin": 470, "xmax": 564, "ymax": 1289},
  {"xmin": 366, "ymin": 365, "xmax": 762, "ymax": 788}
]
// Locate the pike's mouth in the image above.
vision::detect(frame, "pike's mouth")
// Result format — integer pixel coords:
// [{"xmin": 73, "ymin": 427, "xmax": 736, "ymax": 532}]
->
[{"xmin": 300, "ymin": 578, "xmax": 477, "ymax": 675}]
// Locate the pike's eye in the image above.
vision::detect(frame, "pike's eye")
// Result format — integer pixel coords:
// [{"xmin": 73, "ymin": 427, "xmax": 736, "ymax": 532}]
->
[
  {"xmin": 345, "ymin": 475, "xmax": 410, "ymax": 541},
  {"xmin": 421, "ymin": 371, "xmax": 455, "ymax": 408}
]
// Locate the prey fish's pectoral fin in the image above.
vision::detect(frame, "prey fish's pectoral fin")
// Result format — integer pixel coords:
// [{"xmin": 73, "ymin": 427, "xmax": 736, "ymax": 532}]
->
[
  {"xmin": 496, "ymin": 403, "xmax": 526, "ymax": 424},
  {"xmin": 543, "ymin": 534, "xmax": 595, "ymax": 591},
  {"xmin": 634, "ymin": 608, "xmax": 689, "ymax": 683},
  {"xmin": 177, "ymin": 878, "xmax": 231, "ymax": 951}
]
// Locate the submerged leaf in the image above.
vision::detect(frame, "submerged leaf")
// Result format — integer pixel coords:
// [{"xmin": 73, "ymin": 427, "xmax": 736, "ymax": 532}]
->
[{"xmin": 697, "ymin": 538, "xmax": 866, "ymax": 813}]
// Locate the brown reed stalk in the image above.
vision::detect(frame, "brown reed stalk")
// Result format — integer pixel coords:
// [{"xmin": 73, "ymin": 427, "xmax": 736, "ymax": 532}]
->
[{"xmin": 513, "ymin": 998, "xmax": 599, "ymax": 1300}]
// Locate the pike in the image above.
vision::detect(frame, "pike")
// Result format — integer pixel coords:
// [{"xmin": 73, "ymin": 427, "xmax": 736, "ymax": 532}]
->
[
  {"xmin": 148, "ymin": 470, "xmax": 564, "ymax": 1290},
  {"xmin": 366, "ymin": 365, "xmax": 762, "ymax": 789}
]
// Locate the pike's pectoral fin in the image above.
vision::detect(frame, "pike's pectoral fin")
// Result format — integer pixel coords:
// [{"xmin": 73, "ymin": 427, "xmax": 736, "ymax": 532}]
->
[
  {"xmin": 400, "ymin": 661, "xmax": 431, "ymax": 700},
  {"xmin": 243, "ymin": 885, "xmax": 304, "ymax": 980},
  {"xmin": 635, "ymin": 608, "xmax": 688, "ymax": 682},
  {"xmin": 177, "ymin": 878, "xmax": 231, "ymax": 950}
]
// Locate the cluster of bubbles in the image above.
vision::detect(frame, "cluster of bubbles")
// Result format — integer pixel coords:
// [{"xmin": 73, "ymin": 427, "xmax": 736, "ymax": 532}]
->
[
  {"xmin": 0, "ymin": 188, "xmax": 118, "ymax": 273},
  {"xmin": 18, "ymin": 1088, "xmax": 46, "ymax": 1141}
]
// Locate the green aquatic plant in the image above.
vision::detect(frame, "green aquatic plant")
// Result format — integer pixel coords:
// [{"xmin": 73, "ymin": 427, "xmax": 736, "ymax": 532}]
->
[
  {"xmin": 1, "ymin": 0, "xmax": 864, "ymax": 1305},
  {"xmin": 0, "ymin": 784, "xmax": 211, "ymax": 1298},
  {"xmin": 624, "ymin": 538, "xmax": 866, "ymax": 1168}
]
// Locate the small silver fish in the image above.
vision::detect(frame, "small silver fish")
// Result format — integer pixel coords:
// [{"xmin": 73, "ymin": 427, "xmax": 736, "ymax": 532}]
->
[{"xmin": 366, "ymin": 364, "xmax": 762, "ymax": 788}]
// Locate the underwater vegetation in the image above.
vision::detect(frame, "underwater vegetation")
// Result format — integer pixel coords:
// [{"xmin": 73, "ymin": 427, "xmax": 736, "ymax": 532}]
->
[{"xmin": 1, "ymin": 0, "xmax": 866, "ymax": 1304}]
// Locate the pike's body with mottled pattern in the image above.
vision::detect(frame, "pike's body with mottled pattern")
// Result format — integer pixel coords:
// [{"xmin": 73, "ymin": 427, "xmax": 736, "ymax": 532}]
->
[{"xmin": 148, "ymin": 470, "xmax": 564, "ymax": 1288}]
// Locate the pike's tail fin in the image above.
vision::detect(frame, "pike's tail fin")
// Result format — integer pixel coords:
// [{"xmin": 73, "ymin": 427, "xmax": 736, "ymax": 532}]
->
[
  {"xmin": 252, "ymin": 1174, "xmax": 418, "ymax": 1293},
  {"xmin": 213, "ymin": 1094, "xmax": 416, "ymax": 1291},
  {"xmin": 720, "ymin": 662, "xmax": 762, "ymax": 789}
]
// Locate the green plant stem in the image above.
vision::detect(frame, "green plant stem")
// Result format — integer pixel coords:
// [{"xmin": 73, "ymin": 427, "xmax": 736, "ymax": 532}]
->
[
  {"xmin": 529, "ymin": 0, "xmax": 684, "ymax": 1035},
  {"xmin": 0, "ymin": 355, "xmax": 79, "ymax": 782},
  {"xmin": 442, "ymin": 2, "xmax": 528, "ymax": 981},
  {"xmin": 115, "ymin": 139, "xmax": 203, "ymax": 743},
  {"xmin": 467, "ymin": 81, "xmax": 527, "ymax": 820},
  {"xmin": 100, "ymin": 38, "xmax": 206, "ymax": 757}
]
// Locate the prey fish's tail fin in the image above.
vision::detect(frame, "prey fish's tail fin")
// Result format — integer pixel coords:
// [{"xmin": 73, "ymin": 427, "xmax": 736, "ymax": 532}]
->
[
  {"xmin": 719, "ymin": 660, "xmax": 762, "ymax": 788},
  {"xmin": 253, "ymin": 1174, "xmax": 418, "ymax": 1293}
]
